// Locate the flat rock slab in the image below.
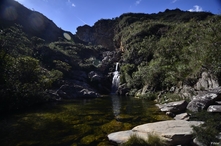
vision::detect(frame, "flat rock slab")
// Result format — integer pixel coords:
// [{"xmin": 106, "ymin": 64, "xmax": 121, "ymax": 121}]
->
[{"xmin": 108, "ymin": 120, "xmax": 203, "ymax": 145}]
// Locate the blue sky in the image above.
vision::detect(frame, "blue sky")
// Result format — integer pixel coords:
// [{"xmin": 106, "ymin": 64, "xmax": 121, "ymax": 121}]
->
[{"xmin": 14, "ymin": 0, "xmax": 221, "ymax": 33}]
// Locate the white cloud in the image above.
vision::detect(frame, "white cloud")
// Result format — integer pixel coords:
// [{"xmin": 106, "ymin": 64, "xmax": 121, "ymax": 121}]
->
[
  {"xmin": 67, "ymin": 0, "xmax": 76, "ymax": 7},
  {"xmin": 188, "ymin": 5, "xmax": 203, "ymax": 12},
  {"xmin": 172, "ymin": 0, "xmax": 178, "ymax": 3},
  {"xmin": 135, "ymin": 0, "xmax": 142, "ymax": 5},
  {"xmin": 72, "ymin": 3, "xmax": 76, "ymax": 7}
]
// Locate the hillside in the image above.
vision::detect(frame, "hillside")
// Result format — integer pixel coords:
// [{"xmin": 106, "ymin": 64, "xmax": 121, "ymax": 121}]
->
[
  {"xmin": 0, "ymin": 0, "xmax": 221, "ymax": 112},
  {"xmin": 76, "ymin": 9, "xmax": 221, "ymax": 98}
]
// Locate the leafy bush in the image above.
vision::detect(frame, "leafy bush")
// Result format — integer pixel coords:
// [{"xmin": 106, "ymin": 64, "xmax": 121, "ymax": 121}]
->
[
  {"xmin": 118, "ymin": 12, "xmax": 221, "ymax": 92},
  {"xmin": 0, "ymin": 54, "xmax": 63, "ymax": 111},
  {"xmin": 136, "ymin": 92, "xmax": 157, "ymax": 101}
]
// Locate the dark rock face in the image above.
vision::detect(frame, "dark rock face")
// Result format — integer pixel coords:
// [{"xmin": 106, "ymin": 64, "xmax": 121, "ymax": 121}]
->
[
  {"xmin": 88, "ymin": 71, "xmax": 112, "ymax": 94},
  {"xmin": 76, "ymin": 19, "xmax": 116, "ymax": 50},
  {"xmin": 117, "ymin": 84, "xmax": 130, "ymax": 96}
]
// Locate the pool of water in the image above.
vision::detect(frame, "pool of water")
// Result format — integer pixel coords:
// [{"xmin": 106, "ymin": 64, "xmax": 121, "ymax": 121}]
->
[{"xmin": 0, "ymin": 95, "xmax": 171, "ymax": 146}]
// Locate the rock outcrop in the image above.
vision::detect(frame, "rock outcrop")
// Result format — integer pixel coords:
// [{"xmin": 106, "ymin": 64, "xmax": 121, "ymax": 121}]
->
[
  {"xmin": 174, "ymin": 71, "xmax": 219, "ymax": 100},
  {"xmin": 76, "ymin": 19, "xmax": 116, "ymax": 50},
  {"xmin": 194, "ymin": 72, "xmax": 219, "ymax": 91},
  {"xmin": 187, "ymin": 88, "xmax": 221, "ymax": 112}
]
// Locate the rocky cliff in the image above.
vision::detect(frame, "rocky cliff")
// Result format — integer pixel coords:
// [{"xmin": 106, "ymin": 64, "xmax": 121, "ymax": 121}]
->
[{"xmin": 76, "ymin": 19, "xmax": 116, "ymax": 50}]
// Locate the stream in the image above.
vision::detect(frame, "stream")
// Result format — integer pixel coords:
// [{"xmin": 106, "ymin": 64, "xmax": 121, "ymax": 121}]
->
[{"xmin": 0, "ymin": 95, "xmax": 170, "ymax": 146}]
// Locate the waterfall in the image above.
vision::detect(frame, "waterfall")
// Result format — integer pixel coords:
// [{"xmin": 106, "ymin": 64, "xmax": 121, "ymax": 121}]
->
[{"xmin": 111, "ymin": 62, "xmax": 120, "ymax": 94}]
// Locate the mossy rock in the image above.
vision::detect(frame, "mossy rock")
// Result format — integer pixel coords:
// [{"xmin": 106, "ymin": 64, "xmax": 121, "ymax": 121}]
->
[
  {"xmin": 72, "ymin": 124, "xmax": 92, "ymax": 137},
  {"xmin": 101, "ymin": 120, "xmax": 124, "ymax": 133},
  {"xmin": 17, "ymin": 141, "xmax": 40, "ymax": 146},
  {"xmin": 80, "ymin": 135, "xmax": 97, "ymax": 145},
  {"xmin": 152, "ymin": 114, "xmax": 172, "ymax": 121},
  {"xmin": 97, "ymin": 141, "xmax": 114, "ymax": 146},
  {"xmin": 61, "ymin": 135, "xmax": 79, "ymax": 144},
  {"xmin": 123, "ymin": 123, "xmax": 133, "ymax": 130},
  {"xmin": 116, "ymin": 114, "xmax": 134, "ymax": 122}
]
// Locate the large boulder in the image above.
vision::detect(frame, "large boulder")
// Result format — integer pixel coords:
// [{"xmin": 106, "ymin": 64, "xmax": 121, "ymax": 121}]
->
[
  {"xmin": 187, "ymin": 92, "xmax": 221, "ymax": 112},
  {"xmin": 108, "ymin": 120, "xmax": 203, "ymax": 145},
  {"xmin": 156, "ymin": 100, "xmax": 188, "ymax": 114}
]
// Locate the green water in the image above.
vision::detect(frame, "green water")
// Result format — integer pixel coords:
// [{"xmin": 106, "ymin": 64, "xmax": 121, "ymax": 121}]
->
[{"xmin": 0, "ymin": 96, "xmax": 170, "ymax": 146}]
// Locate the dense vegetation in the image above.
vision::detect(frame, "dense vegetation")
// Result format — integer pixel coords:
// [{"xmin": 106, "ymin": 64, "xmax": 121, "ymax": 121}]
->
[
  {"xmin": 116, "ymin": 10, "xmax": 221, "ymax": 95},
  {"xmin": 0, "ymin": 24, "xmax": 102, "ymax": 112}
]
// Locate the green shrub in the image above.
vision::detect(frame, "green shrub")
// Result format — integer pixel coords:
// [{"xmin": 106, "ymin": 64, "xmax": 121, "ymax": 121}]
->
[
  {"xmin": 147, "ymin": 133, "xmax": 168, "ymax": 146},
  {"xmin": 121, "ymin": 133, "xmax": 168, "ymax": 146},
  {"xmin": 190, "ymin": 111, "xmax": 221, "ymax": 145},
  {"xmin": 121, "ymin": 134, "xmax": 149, "ymax": 146},
  {"xmin": 137, "ymin": 92, "xmax": 157, "ymax": 101}
]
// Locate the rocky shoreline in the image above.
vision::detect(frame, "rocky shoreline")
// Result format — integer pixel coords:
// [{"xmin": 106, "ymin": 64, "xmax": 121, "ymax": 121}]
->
[{"xmin": 108, "ymin": 86, "xmax": 221, "ymax": 146}]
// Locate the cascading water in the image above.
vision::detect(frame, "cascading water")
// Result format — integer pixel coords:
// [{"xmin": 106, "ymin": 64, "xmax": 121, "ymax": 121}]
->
[{"xmin": 111, "ymin": 62, "xmax": 120, "ymax": 94}]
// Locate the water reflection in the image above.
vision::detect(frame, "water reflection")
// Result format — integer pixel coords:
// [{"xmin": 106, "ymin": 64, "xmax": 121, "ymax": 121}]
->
[
  {"xmin": 0, "ymin": 96, "xmax": 171, "ymax": 145},
  {"xmin": 111, "ymin": 95, "xmax": 121, "ymax": 117}
]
